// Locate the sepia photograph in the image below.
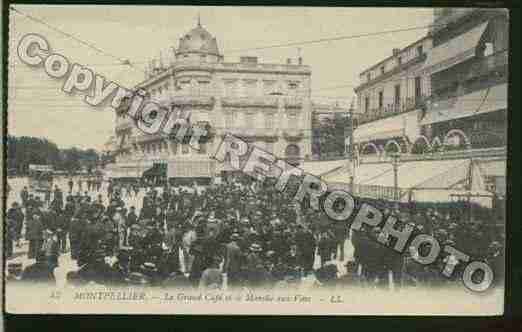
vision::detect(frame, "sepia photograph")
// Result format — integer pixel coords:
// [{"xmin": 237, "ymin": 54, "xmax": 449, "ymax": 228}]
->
[{"xmin": 3, "ymin": 4, "xmax": 508, "ymax": 315}]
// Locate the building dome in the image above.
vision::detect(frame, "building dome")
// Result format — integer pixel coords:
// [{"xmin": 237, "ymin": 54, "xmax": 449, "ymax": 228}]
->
[{"xmin": 176, "ymin": 22, "xmax": 221, "ymax": 57}]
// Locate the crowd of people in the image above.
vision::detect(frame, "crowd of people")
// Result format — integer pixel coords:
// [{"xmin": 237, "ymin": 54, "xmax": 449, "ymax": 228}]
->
[{"xmin": 5, "ymin": 174, "xmax": 504, "ymax": 291}]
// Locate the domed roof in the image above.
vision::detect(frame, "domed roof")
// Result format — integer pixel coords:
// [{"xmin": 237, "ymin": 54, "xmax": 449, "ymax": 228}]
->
[{"xmin": 176, "ymin": 23, "xmax": 221, "ymax": 56}]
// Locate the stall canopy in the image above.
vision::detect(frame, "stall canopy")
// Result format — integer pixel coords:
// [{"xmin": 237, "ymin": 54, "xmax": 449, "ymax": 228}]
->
[
  {"xmin": 421, "ymin": 83, "xmax": 507, "ymax": 125},
  {"xmin": 325, "ymin": 158, "xmax": 496, "ymax": 205},
  {"xmin": 328, "ymin": 159, "xmax": 474, "ymax": 190},
  {"xmin": 422, "ymin": 21, "xmax": 489, "ymax": 75},
  {"xmin": 476, "ymin": 159, "xmax": 506, "ymax": 177},
  {"xmin": 353, "ymin": 115, "xmax": 405, "ymax": 143},
  {"xmin": 300, "ymin": 159, "xmax": 348, "ymax": 177}
]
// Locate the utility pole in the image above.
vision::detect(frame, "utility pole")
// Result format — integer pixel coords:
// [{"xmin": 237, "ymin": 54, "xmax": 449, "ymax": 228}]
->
[
  {"xmin": 348, "ymin": 99, "xmax": 356, "ymax": 191},
  {"xmin": 391, "ymin": 152, "xmax": 400, "ymax": 201}
]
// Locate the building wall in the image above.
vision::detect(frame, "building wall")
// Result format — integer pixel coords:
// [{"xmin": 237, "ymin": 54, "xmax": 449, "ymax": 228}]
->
[{"xmin": 112, "ymin": 60, "xmax": 313, "ymax": 175}]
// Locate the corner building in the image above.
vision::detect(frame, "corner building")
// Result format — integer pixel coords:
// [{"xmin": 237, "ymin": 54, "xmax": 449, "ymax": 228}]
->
[{"xmin": 108, "ymin": 21, "xmax": 312, "ymax": 182}]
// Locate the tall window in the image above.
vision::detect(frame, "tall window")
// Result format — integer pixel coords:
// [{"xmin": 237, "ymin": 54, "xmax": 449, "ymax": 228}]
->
[
  {"xmin": 265, "ymin": 113, "xmax": 275, "ymax": 129},
  {"xmin": 380, "ymin": 66, "xmax": 385, "ymax": 75},
  {"xmin": 225, "ymin": 112, "xmax": 236, "ymax": 129},
  {"xmin": 397, "ymin": 56, "xmax": 402, "ymax": 66},
  {"xmin": 415, "ymin": 76, "xmax": 422, "ymax": 100},
  {"xmin": 244, "ymin": 80, "xmax": 257, "ymax": 96},
  {"xmin": 287, "ymin": 112, "xmax": 297, "ymax": 129},
  {"xmin": 366, "ymin": 72, "xmax": 371, "ymax": 82},
  {"xmin": 394, "ymin": 84, "xmax": 401, "ymax": 106},
  {"xmin": 365, "ymin": 96, "xmax": 370, "ymax": 112},
  {"xmin": 263, "ymin": 80, "xmax": 276, "ymax": 95},
  {"xmin": 417, "ymin": 45, "xmax": 423, "ymax": 57},
  {"xmin": 244, "ymin": 112, "xmax": 255, "ymax": 129},
  {"xmin": 171, "ymin": 142, "xmax": 178, "ymax": 155},
  {"xmin": 266, "ymin": 142, "xmax": 274, "ymax": 154},
  {"xmin": 378, "ymin": 91, "xmax": 384, "ymax": 109}
]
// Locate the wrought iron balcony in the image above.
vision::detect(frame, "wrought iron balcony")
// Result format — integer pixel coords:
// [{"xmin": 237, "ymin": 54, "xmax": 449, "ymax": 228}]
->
[
  {"xmin": 221, "ymin": 96, "xmax": 279, "ymax": 108},
  {"xmin": 357, "ymin": 96, "xmax": 427, "ymax": 125}
]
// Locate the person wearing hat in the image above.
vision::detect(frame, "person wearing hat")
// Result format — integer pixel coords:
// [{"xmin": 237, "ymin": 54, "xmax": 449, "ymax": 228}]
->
[
  {"xmin": 245, "ymin": 243, "xmax": 271, "ymax": 289},
  {"xmin": 199, "ymin": 256, "xmax": 223, "ymax": 290},
  {"xmin": 5, "ymin": 216, "xmax": 17, "ymax": 258},
  {"xmin": 139, "ymin": 262, "xmax": 162, "ymax": 286},
  {"xmin": 26, "ymin": 212, "xmax": 44, "ymax": 259},
  {"xmin": 161, "ymin": 270, "xmax": 191, "ymax": 289},
  {"xmin": 161, "ymin": 223, "xmax": 181, "ymax": 276},
  {"xmin": 42, "ymin": 229, "xmax": 60, "ymax": 270},
  {"xmin": 20, "ymin": 186, "xmax": 29, "ymax": 207},
  {"xmin": 295, "ymin": 224, "xmax": 315, "ymax": 275},
  {"xmin": 21, "ymin": 249, "xmax": 56, "ymax": 285},
  {"xmin": 224, "ymin": 233, "xmax": 243, "ymax": 288},
  {"xmin": 7, "ymin": 201, "xmax": 24, "ymax": 248},
  {"xmin": 69, "ymin": 213, "xmax": 85, "ymax": 260},
  {"xmin": 6, "ymin": 263, "xmax": 24, "ymax": 283},
  {"xmin": 74, "ymin": 247, "xmax": 118, "ymax": 286}
]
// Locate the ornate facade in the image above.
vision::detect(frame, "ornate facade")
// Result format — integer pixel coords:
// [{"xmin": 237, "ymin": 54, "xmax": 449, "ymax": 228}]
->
[{"xmin": 108, "ymin": 21, "xmax": 312, "ymax": 179}]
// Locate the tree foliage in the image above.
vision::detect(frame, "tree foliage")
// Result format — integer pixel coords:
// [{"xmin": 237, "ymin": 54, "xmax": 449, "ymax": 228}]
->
[
  {"xmin": 6, "ymin": 135, "xmax": 100, "ymax": 174},
  {"xmin": 312, "ymin": 115, "xmax": 350, "ymax": 158}
]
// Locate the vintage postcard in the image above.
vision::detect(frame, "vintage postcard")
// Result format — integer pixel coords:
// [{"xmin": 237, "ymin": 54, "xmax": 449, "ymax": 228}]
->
[{"xmin": 4, "ymin": 4, "xmax": 507, "ymax": 315}]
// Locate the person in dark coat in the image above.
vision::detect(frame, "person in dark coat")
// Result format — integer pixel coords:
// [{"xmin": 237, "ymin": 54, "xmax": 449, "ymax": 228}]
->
[
  {"xmin": 26, "ymin": 213, "xmax": 44, "ymax": 259},
  {"xmin": 5, "ymin": 217, "xmax": 17, "ymax": 258},
  {"xmin": 332, "ymin": 221, "xmax": 349, "ymax": 261},
  {"xmin": 21, "ymin": 250, "xmax": 56, "ymax": 285},
  {"xmin": 224, "ymin": 233, "xmax": 243, "ymax": 288},
  {"xmin": 188, "ymin": 227, "xmax": 211, "ymax": 287},
  {"xmin": 244, "ymin": 243, "xmax": 271, "ymax": 289},
  {"xmin": 161, "ymin": 226, "xmax": 181, "ymax": 277},
  {"xmin": 69, "ymin": 214, "xmax": 85, "ymax": 260},
  {"xmin": 21, "ymin": 186, "xmax": 29, "ymax": 207},
  {"xmin": 53, "ymin": 185, "xmax": 64, "ymax": 210},
  {"xmin": 295, "ymin": 225, "xmax": 316, "ymax": 275},
  {"xmin": 7, "ymin": 202, "xmax": 24, "ymax": 247},
  {"xmin": 68, "ymin": 178, "xmax": 74, "ymax": 194},
  {"xmin": 199, "ymin": 256, "xmax": 223, "ymax": 290}
]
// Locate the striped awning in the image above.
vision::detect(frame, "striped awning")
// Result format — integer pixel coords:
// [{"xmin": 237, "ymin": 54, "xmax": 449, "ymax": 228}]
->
[
  {"xmin": 422, "ymin": 21, "xmax": 489, "ymax": 75},
  {"xmin": 421, "ymin": 83, "xmax": 507, "ymax": 125}
]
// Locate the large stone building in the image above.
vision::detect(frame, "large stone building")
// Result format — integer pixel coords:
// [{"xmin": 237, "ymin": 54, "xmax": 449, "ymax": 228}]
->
[
  {"xmin": 107, "ymin": 21, "xmax": 313, "ymax": 181},
  {"xmin": 326, "ymin": 8, "xmax": 508, "ymax": 205},
  {"xmin": 352, "ymin": 8, "xmax": 508, "ymax": 157}
]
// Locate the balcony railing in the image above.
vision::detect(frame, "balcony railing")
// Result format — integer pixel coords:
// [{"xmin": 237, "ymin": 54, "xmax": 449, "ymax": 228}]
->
[
  {"xmin": 427, "ymin": 50, "xmax": 508, "ymax": 108},
  {"xmin": 220, "ymin": 127, "xmax": 279, "ymax": 137},
  {"xmin": 221, "ymin": 96, "xmax": 279, "ymax": 108},
  {"xmin": 358, "ymin": 96, "xmax": 427, "ymax": 124},
  {"xmin": 354, "ymin": 53, "xmax": 427, "ymax": 93}
]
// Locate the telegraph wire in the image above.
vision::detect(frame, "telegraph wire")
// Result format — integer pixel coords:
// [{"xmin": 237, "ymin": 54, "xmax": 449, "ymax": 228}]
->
[{"xmin": 9, "ymin": 6, "xmax": 143, "ymax": 74}]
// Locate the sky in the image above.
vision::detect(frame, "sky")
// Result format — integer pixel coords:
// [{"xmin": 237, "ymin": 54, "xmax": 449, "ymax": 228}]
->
[{"xmin": 8, "ymin": 5, "xmax": 434, "ymax": 150}]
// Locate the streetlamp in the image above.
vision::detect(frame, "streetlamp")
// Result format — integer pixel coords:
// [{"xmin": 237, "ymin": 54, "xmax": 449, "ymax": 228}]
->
[
  {"xmin": 347, "ymin": 98, "xmax": 358, "ymax": 192},
  {"xmin": 390, "ymin": 152, "xmax": 401, "ymax": 201}
]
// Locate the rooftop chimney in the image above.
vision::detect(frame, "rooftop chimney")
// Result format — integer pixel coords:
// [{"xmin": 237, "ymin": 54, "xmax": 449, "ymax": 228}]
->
[{"xmin": 392, "ymin": 48, "xmax": 401, "ymax": 56}]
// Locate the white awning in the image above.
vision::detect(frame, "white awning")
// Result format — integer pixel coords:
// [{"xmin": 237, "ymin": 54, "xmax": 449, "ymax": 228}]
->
[
  {"xmin": 422, "ymin": 21, "xmax": 489, "ymax": 75},
  {"xmin": 477, "ymin": 159, "xmax": 506, "ymax": 177},
  {"xmin": 327, "ymin": 159, "xmax": 470, "ymax": 189},
  {"xmin": 301, "ymin": 159, "xmax": 348, "ymax": 177},
  {"xmin": 353, "ymin": 114, "xmax": 406, "ymax": 143},
  {"xmin": 421, "ymin": 83, "xmax": 507, "ymax": 125}
]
